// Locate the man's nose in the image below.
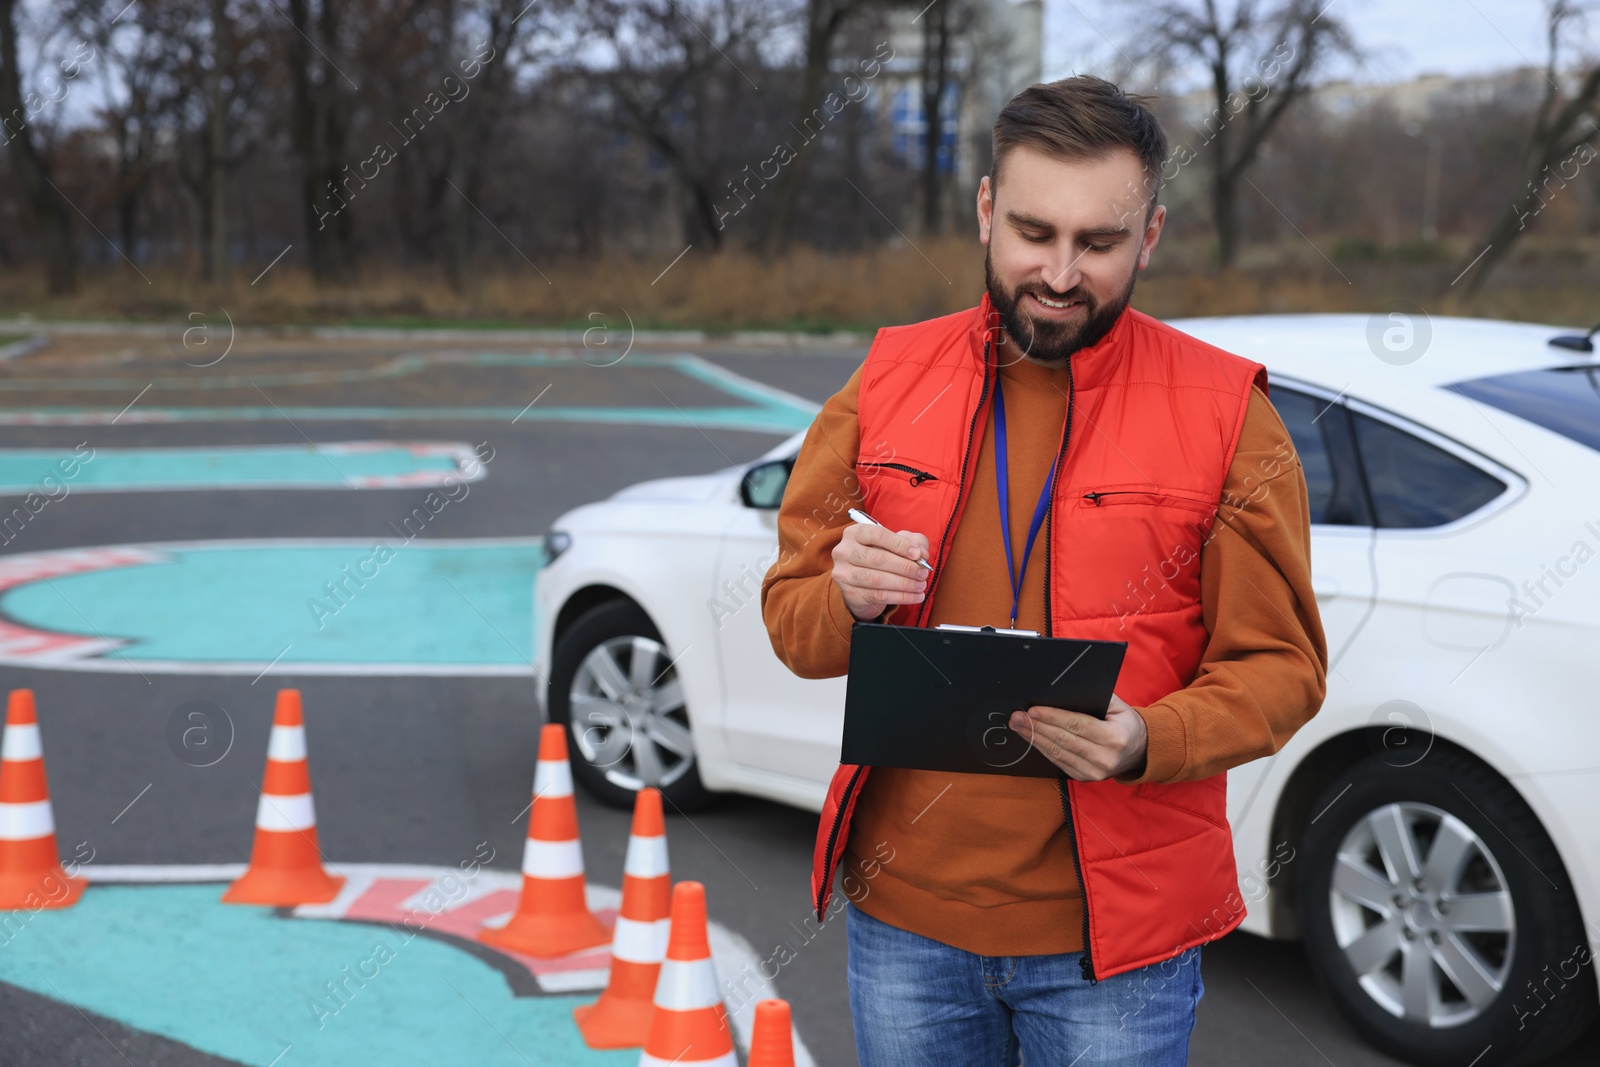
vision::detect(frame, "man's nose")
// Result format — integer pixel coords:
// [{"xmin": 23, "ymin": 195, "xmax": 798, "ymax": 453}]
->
[{"xmin": 1042, "ymin": 251, "xmax": 1085, "ymax": 294}]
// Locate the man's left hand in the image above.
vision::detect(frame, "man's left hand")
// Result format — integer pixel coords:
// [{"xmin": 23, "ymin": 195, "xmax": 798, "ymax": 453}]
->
[{"xmin": 1008, "ymin": 695, "xmax": 1148, "ymax": 781}]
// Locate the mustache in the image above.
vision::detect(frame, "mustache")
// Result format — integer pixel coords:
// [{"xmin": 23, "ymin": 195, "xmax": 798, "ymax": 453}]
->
[{"xmin": 1016, "ymin": 284, "xmax": 1090, "ymax": 306}]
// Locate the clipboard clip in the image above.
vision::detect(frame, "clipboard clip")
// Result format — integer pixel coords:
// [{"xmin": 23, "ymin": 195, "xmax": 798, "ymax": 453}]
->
[{"xmin": 935, "ymin": 623, "xmax": 1040, "ymax": 637}]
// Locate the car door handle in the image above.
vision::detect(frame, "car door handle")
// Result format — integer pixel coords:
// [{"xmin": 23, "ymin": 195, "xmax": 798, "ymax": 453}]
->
[{"xmin": 1312, "ymin": 575, "xmax": 1340, "ymax": 599}]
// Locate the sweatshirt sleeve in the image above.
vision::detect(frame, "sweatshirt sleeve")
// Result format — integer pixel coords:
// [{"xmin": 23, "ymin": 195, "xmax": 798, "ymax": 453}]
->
[
  {"xmin": 760, "ymin": 362, "xmax": 892, "ymax": 680},
  {"xmin": 1118, "ymin": 384, "xmax": 1330, "ymax": 785}
]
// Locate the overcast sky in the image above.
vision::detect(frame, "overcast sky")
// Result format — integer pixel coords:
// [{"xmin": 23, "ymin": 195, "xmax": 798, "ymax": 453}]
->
[{"xmin": 1043, "ymin": 0, "xmax": 1594, "ymax": 87}]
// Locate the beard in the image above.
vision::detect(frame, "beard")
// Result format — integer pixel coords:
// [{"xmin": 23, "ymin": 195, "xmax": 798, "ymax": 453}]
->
[{"xmin": 984, "ymin": 246, "xmax": 1139, "ymax": 365}]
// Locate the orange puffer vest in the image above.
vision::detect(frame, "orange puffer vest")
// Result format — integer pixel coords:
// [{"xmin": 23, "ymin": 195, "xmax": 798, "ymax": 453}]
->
[{"xmin": 813, "ymin": 292, "xmax": 1268, "ymax": 982}]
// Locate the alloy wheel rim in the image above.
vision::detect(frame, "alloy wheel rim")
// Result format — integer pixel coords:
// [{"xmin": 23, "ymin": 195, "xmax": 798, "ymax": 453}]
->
[
  {"xmin": 1328, "ymin": 800, "xmax": 1515, "ymax": 1028},
  {"xmin": 568, "ymin": 634, "xmax": 693, "ymax": 791}
]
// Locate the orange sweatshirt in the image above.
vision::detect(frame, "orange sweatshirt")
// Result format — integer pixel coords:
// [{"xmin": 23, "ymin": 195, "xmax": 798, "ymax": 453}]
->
[{"xmin": 760, "ymin": 342, "xmax": 1327, "ymax": 957}]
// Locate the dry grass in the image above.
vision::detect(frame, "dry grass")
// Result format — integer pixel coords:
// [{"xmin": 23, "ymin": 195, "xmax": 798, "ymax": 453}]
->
[{"xmin": 1, "ymin": 235, "xmax": 1596, "ymax": 333}]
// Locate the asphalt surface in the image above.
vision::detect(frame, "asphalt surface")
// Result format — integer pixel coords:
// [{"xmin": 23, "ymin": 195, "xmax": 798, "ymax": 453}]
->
[{"xmin": 0, "ymin": 331, "xmax": 1594, "ymax": 1066}]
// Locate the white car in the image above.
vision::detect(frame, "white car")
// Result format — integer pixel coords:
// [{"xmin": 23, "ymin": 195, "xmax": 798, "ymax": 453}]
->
[{"xmin": 532, "ymin": 314, "xmax": 1600, "ymax": 1067}]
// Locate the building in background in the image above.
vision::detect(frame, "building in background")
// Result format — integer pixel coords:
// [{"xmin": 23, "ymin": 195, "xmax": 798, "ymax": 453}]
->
[{"xmin": 866, "ymin": 0, "xmax": 1043, "ymax": 230}]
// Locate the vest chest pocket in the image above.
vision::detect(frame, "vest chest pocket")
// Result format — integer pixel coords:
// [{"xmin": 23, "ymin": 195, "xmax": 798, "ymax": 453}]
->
[
  {"xmin": 1068, "ymin": 483, "xmax": 1218, "ymax": 620},
  {"xmin": 856, "ymin": 460, "xmax": 942, "ymax": 488},
  {"xmin": 851, "ymin": 457, "xmax": 949, "ymax": 555}
]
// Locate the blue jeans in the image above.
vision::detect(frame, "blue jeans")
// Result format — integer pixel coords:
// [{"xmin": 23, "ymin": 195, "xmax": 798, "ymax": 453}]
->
[{"xmin": 845, "ymin": 901, "xmax": 1203, "ymax": 1067}]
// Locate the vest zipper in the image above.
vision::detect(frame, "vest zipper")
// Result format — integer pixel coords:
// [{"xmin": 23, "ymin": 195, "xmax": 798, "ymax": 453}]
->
[
  {"xmin": 816, "ymin": 763, "xmax": 865, "ymax": 919},
  {"xmin": 1044, "ymin": 357, "xmax": 1096, "ymax": 984},
  {"xmin": 915, "ymin": 342, "xmax": 992, "ymax": 627},
  {"xmin": 858, "ymin": 461, "xmax": 939, "ymax": 486},
  {"xmin": 1083, "ymin": 490, "xmax": 1142, "ymax": 505},
  {"xmin": 1057, "ymin": 776, "xmax": 1096, "ymax": 984}
]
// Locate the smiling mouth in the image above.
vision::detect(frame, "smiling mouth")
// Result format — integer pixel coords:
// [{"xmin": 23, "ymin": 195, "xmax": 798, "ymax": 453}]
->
[{"xmin": 1028, "ymin": 292, "xmax": 1084, "ymax": 312}]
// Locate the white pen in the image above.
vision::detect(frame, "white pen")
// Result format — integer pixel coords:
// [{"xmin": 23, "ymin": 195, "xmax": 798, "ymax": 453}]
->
[{"xmin": 848, "ymin": 507, "xmax": 934, "ymax": 571}]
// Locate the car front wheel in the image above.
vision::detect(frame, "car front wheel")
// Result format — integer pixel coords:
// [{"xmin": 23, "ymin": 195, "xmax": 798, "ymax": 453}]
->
[
  {"xmin": 547, "ymin": 599, "xmax": 715, "ymax": 811},
  {"xmin": 1297, "ymin": 749, "xmax": 1596, "ymax": 1067}
]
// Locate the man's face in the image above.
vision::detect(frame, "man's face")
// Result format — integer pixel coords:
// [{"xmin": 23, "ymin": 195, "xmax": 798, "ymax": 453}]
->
[{"xmin": 977, "ymin": 144, "xmax": 1165, "ymax": 365}]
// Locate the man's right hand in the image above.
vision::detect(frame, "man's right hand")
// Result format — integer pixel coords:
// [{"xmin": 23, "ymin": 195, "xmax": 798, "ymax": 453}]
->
[{"xmin": 831, "ymin": 524, "xmax": 931, "ymax": 621}]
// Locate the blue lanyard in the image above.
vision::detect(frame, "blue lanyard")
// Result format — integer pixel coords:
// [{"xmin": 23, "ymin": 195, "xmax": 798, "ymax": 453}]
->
[{"xmin": 994, "ymin": 375, "xmax": 1060, "ymax": 629}]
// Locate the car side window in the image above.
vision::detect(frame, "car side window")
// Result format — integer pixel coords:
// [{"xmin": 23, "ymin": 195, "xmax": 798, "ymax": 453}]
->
[
  {"xmin": 1269, "ymin": 386, "xmax": 1370, "ymax": 526},
  {"xmin": 1349, "ymin": 412, "xmax": 1506, "ymax": 528}
]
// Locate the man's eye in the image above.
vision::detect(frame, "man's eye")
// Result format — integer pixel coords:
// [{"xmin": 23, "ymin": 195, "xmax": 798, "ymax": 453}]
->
[
  {"xmin": 1085, "ymin": 243, "xmax": 1114, "ymax": 254},
  {"xmin": 1021, "ymin": 232, "xmax": 1050, "ymax": 244}
]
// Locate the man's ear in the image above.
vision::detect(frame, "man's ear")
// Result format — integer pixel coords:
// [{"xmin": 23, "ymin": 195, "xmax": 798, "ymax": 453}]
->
[
  {"xmin": 1137, "ymin": 203, "xmax": 1166, "ymax": 270},
  {"xmin": 976, "ymin": 175, "xmax": 993, "ymax": 245}
]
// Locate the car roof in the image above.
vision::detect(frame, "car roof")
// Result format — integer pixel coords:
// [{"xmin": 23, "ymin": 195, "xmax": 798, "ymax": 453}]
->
[{"xmin": 1168, "ymin": 314, "xmax": 1599, "ymax": 396}]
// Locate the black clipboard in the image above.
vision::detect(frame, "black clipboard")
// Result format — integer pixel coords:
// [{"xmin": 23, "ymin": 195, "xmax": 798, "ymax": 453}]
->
[{"xmin": 841, "ymin": 622, "xmax": 1128, "ymax": 778}]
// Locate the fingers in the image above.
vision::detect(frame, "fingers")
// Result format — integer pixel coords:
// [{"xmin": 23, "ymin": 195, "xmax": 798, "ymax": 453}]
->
[
  {"xmin": 832, "ymin": 524, "xmax": 929, "ymax": 619},
  {"xmin": 838, "ymin": 523, "xmax": 929, "ymax": 579},
  {"xmin": 1009, "ymin": 707, "xmax": 1119, "ymax": 781}
]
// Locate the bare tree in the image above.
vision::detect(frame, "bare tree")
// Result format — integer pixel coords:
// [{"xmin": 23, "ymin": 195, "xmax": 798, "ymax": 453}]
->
[
  {"xmin": 761, "ymin": 0, "xmax": 900, "ymax": 254},
  {"xmin": 284, "ymin": 0, "xmax": 356, "ymax": 279},
  {"xmin": 1457, "ymin": 0, "xmax": 1600, "ymax": 294},
  {"xmin": 588, "ymin": 0, "xmax": 779, "ymax": 251},
  {"xmin": 916, "ymin": 0, "xmax": 982, "ymax": 235},
  {"xmin": 1131, "ymin": 0, "xmax": 1360, "ymax": 266},
  {"xmin": 0, "ymin": 0, "xmax": 78, "ymax": 293}
]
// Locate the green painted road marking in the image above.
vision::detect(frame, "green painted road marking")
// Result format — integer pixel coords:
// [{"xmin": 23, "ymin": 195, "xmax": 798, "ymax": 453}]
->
[
  {"xmin": 0, "ymin": 442, "xmax": 483, "ymax": 494},
  {"xmin": 0, "ymin": 541, "xmax": 543, "ymax": 675},
  {"xmin": 0, "ymin": 883, "xmax": 636, "ymax": 1067}
]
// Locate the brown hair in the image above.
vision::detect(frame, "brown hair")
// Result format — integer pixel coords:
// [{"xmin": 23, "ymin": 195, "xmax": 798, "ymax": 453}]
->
[{"xmin": 991, "ymin": 75, "xmax": 1169, "ymax": 217}]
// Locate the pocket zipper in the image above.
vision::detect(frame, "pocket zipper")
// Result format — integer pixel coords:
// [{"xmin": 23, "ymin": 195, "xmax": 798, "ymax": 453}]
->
[{"xmin": 859, "ymin": 461, "xmax": 939, "ymax": 487}]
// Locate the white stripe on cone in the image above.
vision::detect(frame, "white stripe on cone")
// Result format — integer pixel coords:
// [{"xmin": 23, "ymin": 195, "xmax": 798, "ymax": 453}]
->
[
  {"xmin": 611, "ymin": 915, "xmax": 670, "ymax": 964},
  {"xmin": 624, "ymin": 835, "xmax": 669, "ymax": 878},
  {"xmin": 0, "ymin": 799, "xmax": 53, "ymax": 840},
  {"xmin": 255, "ymin": 792, "xmax": 316, "ymax": 832},
  {"xmin": 266, "ymin": 725, "xmax": 307, "ymax": 762},
  {"xmin": 654, "ymin": 958, "xmax": 725, "ymax": 1012},
  {"xmin": 520, "ymin": 838, "xmax": 584, "ymax": 879},
  {"xmin": 533, "ymin": 758, "xmax": 572, "ymax": 799},
  {"xmin": 1, "ymin": 723, "xmax": 42, "ymax": 761}
]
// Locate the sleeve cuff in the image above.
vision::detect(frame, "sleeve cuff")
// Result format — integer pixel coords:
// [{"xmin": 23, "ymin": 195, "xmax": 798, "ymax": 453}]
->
[
  {"xmin": 826, "ymin": 579, "xmax": 863, "ymax": 642},
  {"xmin": 1116, "ymin": 702, "xmax": 1189, "ymax": 785}
]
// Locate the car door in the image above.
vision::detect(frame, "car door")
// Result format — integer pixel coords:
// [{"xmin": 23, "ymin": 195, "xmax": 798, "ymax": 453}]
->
[
  {"xmin": 714, "ymin": 458, "xmax": 849, "ymax": 787},
  {"xmin": 1269, "ymin": 382, "xmax": 1380, "ymax": 670},
  {"xmin": 1229, "ymin": 380, "xmax": 1379, "ymax": 824},
  {"xmin": 1342, "ymin": 398, "xmax": 1522, "ymax": 690}
]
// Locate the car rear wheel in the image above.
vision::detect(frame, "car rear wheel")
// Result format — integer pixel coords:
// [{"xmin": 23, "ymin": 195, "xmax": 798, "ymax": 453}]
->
[
  {"xmin": 547, "ymin": 599, "xmax": 715, "ymax": 811},
  {"xmin": 1297, "ymin": 750, "xmax": 1596, "ymax": 1067}
]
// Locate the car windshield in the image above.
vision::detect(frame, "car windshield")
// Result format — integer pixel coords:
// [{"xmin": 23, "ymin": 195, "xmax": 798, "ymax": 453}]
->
[{"xmin": 1445, "ymin": 365, "xmax": 1600, "ymax": 453}]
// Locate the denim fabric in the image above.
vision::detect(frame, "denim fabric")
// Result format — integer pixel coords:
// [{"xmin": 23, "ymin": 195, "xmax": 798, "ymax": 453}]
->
[{"xmin": 845, "ymin": 901, "xmax": 1203, "ymax": 1067}]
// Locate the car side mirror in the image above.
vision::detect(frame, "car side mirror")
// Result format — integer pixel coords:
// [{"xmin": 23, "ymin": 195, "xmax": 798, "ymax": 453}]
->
[{"xmin": 740, "ymin": 458, "xmax": 794, "ymax": 509}]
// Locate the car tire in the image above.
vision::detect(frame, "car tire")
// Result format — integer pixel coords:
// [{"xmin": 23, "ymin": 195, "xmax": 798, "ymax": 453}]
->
[
  {"xmin": 1296, "ymin": 748, "xmax": 1596, "ymax": 1067},
  {"xmin": 547, "ymin": 599, "xmax": 716, "ymax": 812}
]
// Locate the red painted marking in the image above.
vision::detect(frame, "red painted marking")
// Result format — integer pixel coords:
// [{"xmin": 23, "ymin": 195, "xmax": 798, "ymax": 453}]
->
[{"xmin": 328, "ymin": 877, "xmax": 618, "ymax": 979}]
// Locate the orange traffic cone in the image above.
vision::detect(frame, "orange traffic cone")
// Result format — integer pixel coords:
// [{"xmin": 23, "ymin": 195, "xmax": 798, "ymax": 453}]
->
[
  {"xmin": 222, "ymin": 690, "xmax": 344, "ymax": 905},
  {"xmin": 0, "ymin": 690, "xmax": 85, "ymax": 909},
  {"xmin": 480, "ymin": 723, "xmax": 609, "ymax": 957},
  {"xmin": 748, "ymin": 999, "xmax": 796, "ymax": 1067},
  {"xmin": 639, "ymin": 880, "xmax": 736, "ymax": 1067},
  {"xmin": 574, "ymin": 787, "xmax": 671, "ymax": 1047}
]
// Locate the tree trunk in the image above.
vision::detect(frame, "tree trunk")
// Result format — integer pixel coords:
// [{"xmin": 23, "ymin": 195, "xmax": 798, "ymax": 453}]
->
[
  {"xmin": 0, "ymin": 0, "xmax": 75, "ymax": 293},
  {"xmin": 203, "ymin": 0, "xmax": 229, "ymax": 282},
  {"xmin": 761, "ymin": 2, "xmax": 836, "ymax": 256},
  {"xmin": 286, "ymin": 0, "xmax": 351, "ymax": 281},
  {"xmin": 919, "ymin": 2, "xmax": 952, "ymax": 236},
  {"xmin": 1207, "ymin": 56, "xmax": 1241, "ymax": 268}
]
